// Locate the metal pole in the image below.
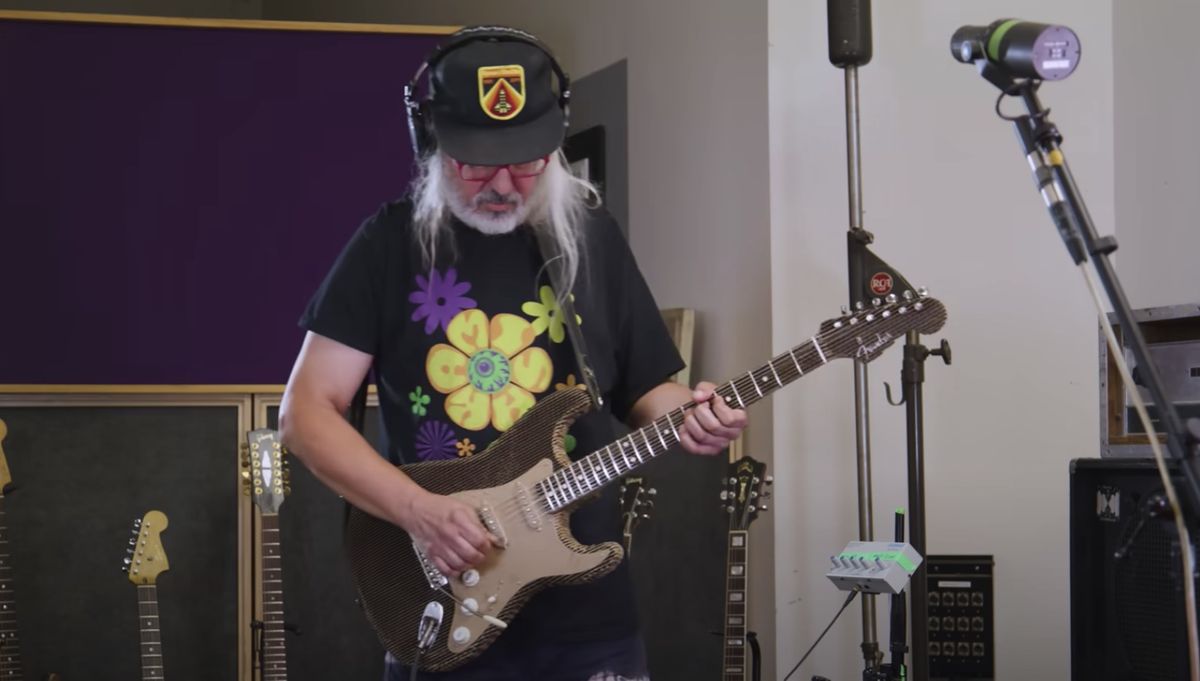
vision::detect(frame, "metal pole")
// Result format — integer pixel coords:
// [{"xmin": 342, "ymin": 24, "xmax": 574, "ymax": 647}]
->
[
  {"xmin": 903, "ymin": 331, "xmax": 930, "ymax": 681},
  {"xmin": 846, "ymin": 63, "xmax": 881, "ymax": 670}
]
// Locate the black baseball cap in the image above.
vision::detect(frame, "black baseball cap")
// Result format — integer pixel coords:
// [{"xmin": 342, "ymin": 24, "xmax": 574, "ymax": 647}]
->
[{"xmin": 428, "ymin": 35, "xmax": 566, "ymax": 166}]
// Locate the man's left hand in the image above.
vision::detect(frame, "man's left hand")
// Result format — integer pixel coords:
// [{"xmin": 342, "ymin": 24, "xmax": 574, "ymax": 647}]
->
[{"xmin": 680, "ymin": 381, "xmax": 748, "ymax": 455}]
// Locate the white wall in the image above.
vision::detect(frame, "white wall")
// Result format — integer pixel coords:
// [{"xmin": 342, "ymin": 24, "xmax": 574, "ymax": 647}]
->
[
  {"xmin": 769, "ymin": 2, "xmax": 1111, "ymax": 679},
  {"xmin": 1113, "ymin": 0, "xmax": 1200, "ymax": 309}
]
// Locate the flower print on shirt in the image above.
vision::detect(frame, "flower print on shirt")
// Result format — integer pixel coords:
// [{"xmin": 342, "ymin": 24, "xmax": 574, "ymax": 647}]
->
[
  {"xmin": 426, "ymin": 309, "xmax": 553, "ymax": 432},
  {"xmin": 521, "ymin": 285, "xmax": 581, "ymax": 343},
  {"xmin": 414, "ymin": 420, "xmax": 458, "ymax": 461},
  {"xmin": 409, "ymin": 267, "xmax": 477, "ymax": 335},
  {"xmin": 409, "ymin": 386, "xmax": 431, "ymax": 416}
]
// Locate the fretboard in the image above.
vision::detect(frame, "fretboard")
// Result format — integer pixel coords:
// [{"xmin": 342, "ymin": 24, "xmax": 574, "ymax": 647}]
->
[
  {"xmin": 723, "ymin": 531, "xmax": 749, "ymax": 681},
  {"xmin": 261, "ymin": 512, "xmax": 287, "ymax": 681},
  {"xmin": 537, "ymin": 337, "xmax": 829, "ymax": 510},
  {"xmin": 0, "ymin": 500, "xmax": 21, "ymax": 681},
  {"xmin": 138, "ymin": 585, "xmax": 164, "ymax": 681}
]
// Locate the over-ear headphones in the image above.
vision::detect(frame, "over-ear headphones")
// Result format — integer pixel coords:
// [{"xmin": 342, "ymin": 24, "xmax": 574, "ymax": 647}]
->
[{"xmin": 404, "ymin": 26, "xmax": 571, "ymax": 158}]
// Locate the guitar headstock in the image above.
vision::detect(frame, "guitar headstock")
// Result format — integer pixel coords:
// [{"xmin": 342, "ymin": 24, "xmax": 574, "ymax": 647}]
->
[
  {"xmin": 244, "ymin": 429, "xmax": 290, "ymax": 514},
  {"xmin": 0, "ymin": 418, "xmax": 11, "ymax": 497},
  {"xmin": 819, "ymin": 290, "xmax": 948, "ymax": 363},
  {"xmin": 124, "ymin": 510, "xmax": 170, "ymax": 585},
  {"xmin": 722, "ymin": 456, "xmax": 772, "ymax": 531},
  {"xmin": 618, "ymin": 476, "xmax": 656, "ymax": 538}
]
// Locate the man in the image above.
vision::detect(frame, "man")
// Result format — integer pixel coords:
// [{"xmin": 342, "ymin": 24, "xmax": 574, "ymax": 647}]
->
[{"xmin": 279, "ymin": 26, "xmax": 747, "ymax": 681}]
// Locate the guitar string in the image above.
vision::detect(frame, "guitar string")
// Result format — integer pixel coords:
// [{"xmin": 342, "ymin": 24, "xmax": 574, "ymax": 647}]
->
[{"xmin": 477, "ymin": 305, "xmax": 938, "ymax": 525}]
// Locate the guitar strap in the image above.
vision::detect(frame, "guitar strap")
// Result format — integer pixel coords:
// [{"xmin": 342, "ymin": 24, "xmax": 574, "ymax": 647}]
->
[{"xmin": 533, "ymin": 227, "xmax": 603, "ymax": 410}]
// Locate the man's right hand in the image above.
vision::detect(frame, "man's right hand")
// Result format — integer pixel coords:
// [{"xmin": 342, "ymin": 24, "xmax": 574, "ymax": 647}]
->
[{"xmin": 404, "ymin": 491, "xmax": 502, "ymax": 577}]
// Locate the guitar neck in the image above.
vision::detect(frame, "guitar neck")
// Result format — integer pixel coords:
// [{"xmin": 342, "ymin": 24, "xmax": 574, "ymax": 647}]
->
[
  {"xmin": 0, "ymin": 498, "xmax": 22, "ymax": 681},
  {"xmin": 540, "ymin": 338, "xmax": 828, "ymax": 510},
  {"xmin": 137, "ymin": 584, "xmax": 164, "ymax": 681},
  {"xmin": 722, "ymin": 530, "xmax": 750, "ymax": 681},
  {"xmin": 260, "ymin": 512, "xmax": 287, "ymax": 681}
]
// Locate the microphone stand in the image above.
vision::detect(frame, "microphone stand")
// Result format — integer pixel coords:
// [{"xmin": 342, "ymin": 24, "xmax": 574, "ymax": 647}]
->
[{"xmin": 995, "ymin": 76, "xmax": 1200, "ymax": 510}]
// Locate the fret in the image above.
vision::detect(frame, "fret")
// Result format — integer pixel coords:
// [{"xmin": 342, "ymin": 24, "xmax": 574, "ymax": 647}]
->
[
  {"xmin": 811, "ymin": 336, "xmax": 827, "ymax": 363},
  {"xmin": 747, "ymin": 371, "xmax": 762, "ymax": 398},
  {"xmin": 583, "ymin": 458, "xmax": 602, "ymax": 488},
  {"xmin": 766, "ymin": 360, "xmax": 783, "ymax": 388},
  {"xmin": 652, "ymin": 421, "xmax": 669, "ymax": 450},
  {"xmin": 138, "ymin": 584, "xmax": 164, "ymax": 681},
  {"xmin": 259, "ymin": 512, "xmax": 288, "ymax": 678},
  {"xmin": 667, "ymin": 411, "xmax": 683, "ymax": 441},
  {"xmin": 727, "ymin": 381, "xmax": 746, "ymax": 409},
  {"xmin": 605, "ymin": 446, "xmax": 623, "ymax": 477},
  {"xmin": 626, "ymin": 436, "xmax": 645, "ymax": 464},
  {"xmin": 787, "ymin": 347, "xmax": 803, "ymax": 375},
  {"xmin": 639, "ymin": 429, "xmax": 656, "ymax": 458}
]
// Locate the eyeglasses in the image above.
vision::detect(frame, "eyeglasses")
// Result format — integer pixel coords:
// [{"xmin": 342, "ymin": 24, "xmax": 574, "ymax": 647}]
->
[{"xmin": 451, "ymin": 155, "xmax": 551, "ymax": 182}]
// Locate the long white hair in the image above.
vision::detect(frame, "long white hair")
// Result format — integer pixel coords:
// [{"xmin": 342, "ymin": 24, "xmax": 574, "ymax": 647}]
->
[{"xmin": 410, "ymin": 150, "xmax": 601, "ymax": 295}]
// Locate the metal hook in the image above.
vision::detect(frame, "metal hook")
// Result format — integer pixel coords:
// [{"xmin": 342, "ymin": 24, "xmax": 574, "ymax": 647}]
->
[{"xmin": 884, "ymin": 382, "xmax": 905, "ymax": 406}]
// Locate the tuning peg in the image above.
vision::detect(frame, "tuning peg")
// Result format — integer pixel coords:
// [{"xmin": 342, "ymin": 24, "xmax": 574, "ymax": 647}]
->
[
  {"xmin": 728, "ymin": 477, "xmax": 737, "ymax": 485},
  {"xmin": 124, "ymin": 557, "xmax": 132, "ymax": 566},
  {"xmin": 854, "ymin": 301, "xmax": 865, "ymax": 311},
  {"xmin": 840, "ymin": 305, "xmax": 849, "ymax": 315},
  {"xmin": 128, "ymin": 537, "xmax": 136, "ymax": 546},
  {"xmin": 284, "ymin": 486, "xmax": 292, "ymax": 495},
  {"xmin": 871, "ymin": 298, "xmax": 881, "ymax": 307},
  {"xmin": 720, "ymin": 490, "xmax": 729, "ymax": 500},
  {"xmin": 903, "ymin": 290, "xmax": 914, "ymax": 301},
  {"xmin": 647, "ymin": 487, "xmax": 657, "ymax": 496},
  {"xmin": 885, "ymin": 293, "xmax": 898, "ymax": 304},
  {"xmin": 765, "ymin": 475, "xmax": 774, "ymax": 484},
  {"xmin": 640, "ymin": 513, "xmax": 651, "ymax": 520},
  {"xmin": 917, "ymin": 287, "xmax": 929, "ymax": 298},
  {"xmin": 748, "ymin": 505, "xmax": 757, "ymax": 513},
  {"xmin": 760, "ymin": 503, "xmax": 769, "ymax": 512},
  {"xmin": 726, "ymin": 505, "xmax": 735, "ymax": 513}
]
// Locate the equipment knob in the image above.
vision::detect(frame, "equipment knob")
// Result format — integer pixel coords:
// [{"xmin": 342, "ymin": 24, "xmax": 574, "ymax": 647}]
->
[
  {"xmin": 452, "ymin": 627, "xmax": 471, "ymax": 644},
  {"xmin": 462, "ymin": 569, "xmax": 480, "ymax": 587},
  {"xmin": 461, "ymin": 598, "xmax": 479, "ymax": 615}
]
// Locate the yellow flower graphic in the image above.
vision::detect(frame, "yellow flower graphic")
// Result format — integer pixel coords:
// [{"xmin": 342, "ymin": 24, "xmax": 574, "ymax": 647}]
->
[
  {"xmin": 556, "ymin": 374, "xmax": 586, "ymax": 392},
  {"xmin": 521, "ymin": 285, "xmax": 581, "ymax": 343},
  {"xmin": 426, "ymin": 309, "xmax": 553, "ymax": 432}
]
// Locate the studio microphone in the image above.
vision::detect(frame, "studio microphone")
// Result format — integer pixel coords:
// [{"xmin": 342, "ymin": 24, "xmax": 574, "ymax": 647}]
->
[
  {"xmin": 951, "ymin": 20, "xmax": 1081, "ymax": 81},
  {"xmin": 416, "ymin": 601, "xmax": 444, "ymax": 651},
  {"xmin": 827, "ymin": 0, "xmax": 872, "ymax": 67}
]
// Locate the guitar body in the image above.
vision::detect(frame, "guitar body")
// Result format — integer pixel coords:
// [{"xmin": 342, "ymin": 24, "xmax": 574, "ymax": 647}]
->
[{"xmin": 345, "ymin": 388, "xmax": 624, "ymax": 672}]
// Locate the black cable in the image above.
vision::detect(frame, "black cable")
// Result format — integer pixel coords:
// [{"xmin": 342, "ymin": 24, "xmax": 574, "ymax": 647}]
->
[
  {"xmin": 782, "ymin": 590, "xmax": 860, "ymax": 681},
  {"xmin": 409, "ymin": 651, "xmax": 422, "ymax": 681}
]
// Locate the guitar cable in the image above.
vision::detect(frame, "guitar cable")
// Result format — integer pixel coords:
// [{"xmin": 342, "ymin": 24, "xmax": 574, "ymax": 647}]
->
[{"xmin": 781, "ymin": 590, "xmax": 859, "ymax": 681}]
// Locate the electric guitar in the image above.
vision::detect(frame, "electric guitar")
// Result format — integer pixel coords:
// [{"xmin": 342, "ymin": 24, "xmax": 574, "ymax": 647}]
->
[
  {"xmin": 124, "ymin": 510, "xmax": 169, "ymax": 681},
  {"xmin": 721, "ymin": 456, "xmax": 772, "ymax": 681},
  {"xmin": 617, "ymin": 476, "xmax": 656, "ymax": 556},
  {"xmin": 346, "ymin": 293, "xmax": 947, "ymax": 671},
  {"xmin": 0, "ymin": 419, "xmax": 24, "ymax": 680},
  {"xmin": 244, "ymin": 429, "xmax": 291, "ymax": 681}
]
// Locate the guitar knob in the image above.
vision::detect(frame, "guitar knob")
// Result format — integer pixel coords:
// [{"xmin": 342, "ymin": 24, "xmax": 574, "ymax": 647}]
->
[
  {"xmin": 452, "ymin": 627, "xmax": 471, "ymax": 644},
  {"xmin": 641, "ymin": 513, "xmax": 651, "ymax": 520},
  {"xmin": 886, "ymin": 293, "xmax": 898, "ymax": 304},
  {"xmin": 760, "ymin": 503, "xmax": 769, "ymax": 511},
  {"xmin": 720, "ymin": 491, "xmax": 729, "ymax": 500},
  {"xmin": 749, "ymin": 505, "xmax": 757, "ymax": 513},
  {"xmin": 647, "ymin": 488, "xmax": 657, "ymax": 496},
  {"xmin": 765, "ymin": 475, "xmax": 774, "ymax": 485},
  {"xmin": 462, "ymin": 569, "xmax": 480, "ymax": 587},
  {"xmin": 872, "ymin": 298, "xmax": 881, "ymax": 307},
  {"xmin": 903, "ymin": 290, "xmax": 915, "ymax": 301},
  {"xmin": 726, "ymin": 506, "xmax": 735, "ymax": 513}
]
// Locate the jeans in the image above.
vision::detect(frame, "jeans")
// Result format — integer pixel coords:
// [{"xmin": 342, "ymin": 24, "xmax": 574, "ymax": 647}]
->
[{"xmin": 383, "ymin": 632, "xmax": 649, "ymax": 681}]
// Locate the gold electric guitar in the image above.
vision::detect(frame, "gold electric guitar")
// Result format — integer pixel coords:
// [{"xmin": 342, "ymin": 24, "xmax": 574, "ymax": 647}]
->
[
  {"xmin": 720, "ymin": 456, "xmax": 771, "ymax": 681},
  {"xmin": 243, "ymin": 429, "xmax": 291, "ymax": 681},
  {"xmin": 124, "ymin": 510, "xmax": 170, "ymax": 681},
  {"xmin": 617, "ymin": 476, "xmax": 656, "ymax": 556},
  {"xmin": 346, "ymin": 294, "xmax": 947, "ymax": 671}
]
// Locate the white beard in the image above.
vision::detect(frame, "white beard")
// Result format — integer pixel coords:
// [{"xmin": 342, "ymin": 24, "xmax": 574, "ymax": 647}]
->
[{"xmin": 446, "ymin": 188, "xmax": 533, "ymax": 235}]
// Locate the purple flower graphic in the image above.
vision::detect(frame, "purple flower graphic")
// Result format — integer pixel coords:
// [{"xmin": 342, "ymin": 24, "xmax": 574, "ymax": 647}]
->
[
  {"xmin": 409, "ymin": 268, "xmax": 476, "ymax": 335},
  {"xmin": 414, "ymin": 420, "xmax": 458, "ymax": 461}
]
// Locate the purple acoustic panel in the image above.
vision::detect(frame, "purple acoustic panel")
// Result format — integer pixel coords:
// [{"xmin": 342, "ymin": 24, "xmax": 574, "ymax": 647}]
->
[{"xmin": 0, "ymin": 18, "xmax": 444, "ymax": 384}]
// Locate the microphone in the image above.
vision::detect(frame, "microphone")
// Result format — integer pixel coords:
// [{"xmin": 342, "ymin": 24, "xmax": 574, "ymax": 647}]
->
[
  {"xmin": 827, "ymin": 0, "xmax": 872, "ymax": 67},
  {"xmin": 416, "ymin": 601, "xmax": 444, "ymax": 650},
  {"xmin": 951, "ymin": 20, "xmax": 1081, "ymax": 81}
]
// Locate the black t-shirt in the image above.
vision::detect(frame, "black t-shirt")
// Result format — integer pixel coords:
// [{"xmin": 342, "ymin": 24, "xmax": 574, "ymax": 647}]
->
[{"xmin": 300, "ymin": 200, "xmax": 684, "ymax": 644}]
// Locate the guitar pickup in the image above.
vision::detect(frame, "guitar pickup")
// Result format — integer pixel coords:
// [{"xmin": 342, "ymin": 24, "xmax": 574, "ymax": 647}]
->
[
  {"xmin": 477, "ymin": 500, "xmax": 509, "ymax": 547},
  {"xmin": 411, "ymin": 541, "xmax": 448, "ymax": 589}
]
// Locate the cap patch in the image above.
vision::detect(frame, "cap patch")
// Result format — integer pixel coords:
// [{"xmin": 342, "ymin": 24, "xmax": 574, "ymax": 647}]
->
[{"xmin": 478, "ymin": 64, "xmax": 526, "ymax": 121}]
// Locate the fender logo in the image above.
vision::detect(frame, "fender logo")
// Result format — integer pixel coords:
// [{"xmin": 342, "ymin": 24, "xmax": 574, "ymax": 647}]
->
[{"xmin": 855, "ymin": 332, "xmax": 893, "ymax": 359}]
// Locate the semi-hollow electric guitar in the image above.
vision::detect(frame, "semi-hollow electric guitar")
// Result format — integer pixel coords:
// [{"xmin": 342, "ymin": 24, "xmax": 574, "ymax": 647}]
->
[
  {"xmin": 721, "ymin": 456, "xmax": 771, "ymax": 681},
  {"xmin": 244, "ymin": 429, "xmax": 291, "ymax": 681},
  {"xmin": 124, "ymin": 510, "xmax": 169, "ymax": 681},
  {"xmin": 346, "ymin": 293, "xmax": 947, "ymax": 671}
]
